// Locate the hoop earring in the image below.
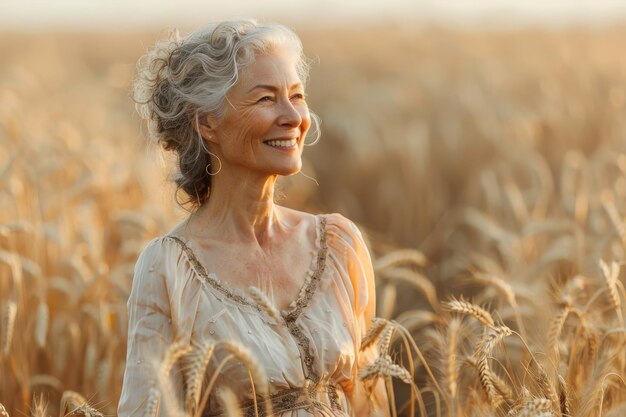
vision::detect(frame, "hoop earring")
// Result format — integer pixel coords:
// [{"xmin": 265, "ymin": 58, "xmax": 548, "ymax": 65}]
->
[
  {"xmin": 304, "ymin": 112, "xmax": 321, "ymax": 146},
  {"xmin": 205, "ymin": 151, "xmax": 222, "ymax": 176},
  {"xmin": 303, "ymin": 134, "xmax": 320, "ymax": 147},
  {"xmin": 200, "ymin": 137, "xmax": 211, "ymax": 154}
]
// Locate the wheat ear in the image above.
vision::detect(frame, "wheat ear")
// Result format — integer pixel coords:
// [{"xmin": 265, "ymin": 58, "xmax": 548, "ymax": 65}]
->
[
  {"xmin": 59, "ymin": 391, "xmax": 86, "ymax": 417},
  {"xmin": 514, "ymin": 398, "xmax": 552, "ymax": 417},
  {"xmin": 473, "ymin": 272, "xmax": 526, "ymax": 336},
  {"xmin": 183, "ymin": 342, "xmax": 215, "ymax": 414},
  {"xmin": 161, "ymin": 340, "xmax": 193, "ymax": 379},
  {"xmin": 557, "ymin": 375, "xmax": 570, "ymax": 417},
  {"xmin": 358, "ymin": 355, "xmax": 412, "ymax": 384},
  {"xmin": 445, "ymin": 318, "xmax": 460, "ymax": 399},
  {"xmin": 246, "ymin": 286, "xmax": 280, "ymax": 320},
  {"xmin": 144, "ymin": 387, "xmax": 161, "ymax": 417},
  {"xmin": 475, "ymin": 325, "xmax": 512, "ymax": 408},
  {"xmin": 1, "ymin": 301, "xmax": 17, "ymax": 355},
  {"xmin": 31, "ymin": 395, "xmax": 48, "ymax": 417},
  {"xmin": 599, "ymin": 260, "xmax": 624, "ymax": 326},
  {"xmin": 361, "ymin": 318, "xmax": 390, "ymax": 351},
  {"xmin": 535, "ymin": 363, "xmax": 559, "ymax": 413},
  {"xmin": 548, "ymin": 302, "xmax": 571, "ymax": 357},
  {"xmin": 443, "ymin": 297, "xmax": 495, "ymax": 328}
]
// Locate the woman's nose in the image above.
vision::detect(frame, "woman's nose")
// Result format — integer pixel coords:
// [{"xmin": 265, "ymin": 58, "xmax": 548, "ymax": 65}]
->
[{"xmin": 277, "ymin": 100, "xmax": 302, "ymax": 127}]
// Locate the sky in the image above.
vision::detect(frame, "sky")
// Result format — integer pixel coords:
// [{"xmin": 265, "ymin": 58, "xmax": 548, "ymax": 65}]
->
[{"xmin": 1, "ymin": 0, "xmax": 626, "ymax": 31}]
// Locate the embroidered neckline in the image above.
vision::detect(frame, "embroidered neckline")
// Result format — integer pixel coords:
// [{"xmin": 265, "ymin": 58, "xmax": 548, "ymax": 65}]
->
[
  {"xmin": 166, "ymin": 214, "xmax": 331, "ymax": 399},
  {"xmin": 165, "ymin": 214, "xmax": 328, "ymax": 318}
]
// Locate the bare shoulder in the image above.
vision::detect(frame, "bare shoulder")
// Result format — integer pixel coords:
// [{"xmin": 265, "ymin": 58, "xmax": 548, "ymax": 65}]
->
[
  {"xmin": 277, "ymin": 207, "xmax": 356, "ymax": 229},
  {"xmin": 275, "ymin": 205, "xmax": 318, "ymax": 227}
]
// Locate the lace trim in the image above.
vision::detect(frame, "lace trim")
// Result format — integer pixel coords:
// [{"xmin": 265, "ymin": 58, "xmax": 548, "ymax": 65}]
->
[
  {"xmin": 279, "ymin": 216, "xmax": 333, "ymax": 410},
  {"xmin": 203, "ymin": 384, "xmax": 342, "ymax": 417},
  {"xmin": 166, "ymin": 236, "xmax": 265, "ymax": 314},
  {"xmin": 164, "ymin": 214, "xmax": 326, "ymax": 317}
]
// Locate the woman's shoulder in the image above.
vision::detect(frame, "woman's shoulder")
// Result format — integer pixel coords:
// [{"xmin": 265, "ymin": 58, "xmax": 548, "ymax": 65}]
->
[
  {"xmin": 133, "ymin": 227, "xmax": 195, "ymax": 275},
  {"xmin": 277, "ymin": 207, "xmax": 361, "ymax": 240},
  {"xmin": 322, "ymin": 212, "xmax": 366, "ymax": 247}
]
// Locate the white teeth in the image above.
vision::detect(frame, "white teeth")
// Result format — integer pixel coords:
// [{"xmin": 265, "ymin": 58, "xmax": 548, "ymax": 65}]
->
[{"xmin": 266, "ymin": 139, "xmax": 297, "ymax": 148}]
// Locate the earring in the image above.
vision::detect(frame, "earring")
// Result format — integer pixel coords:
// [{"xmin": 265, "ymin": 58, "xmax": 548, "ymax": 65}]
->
[
  {"xmin": 304, "ymin": 113, "xmax": 321, "ymax": 146},
  {"xmin": 205, "ymin": 152, "xmax": 222, "ymax": 176},
  {"xmin": 303, "ymin": 134, "xmax": 320, "ymax": 146}
]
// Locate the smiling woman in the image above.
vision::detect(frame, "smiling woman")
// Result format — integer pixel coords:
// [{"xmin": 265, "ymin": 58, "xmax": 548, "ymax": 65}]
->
[
  {"xmin": 197, "ymin": 51, "xmax": 311, "ymax": 178},
  {"xmin": 120, "ymin": 19, "xmax": 392, "ymax": 417}
]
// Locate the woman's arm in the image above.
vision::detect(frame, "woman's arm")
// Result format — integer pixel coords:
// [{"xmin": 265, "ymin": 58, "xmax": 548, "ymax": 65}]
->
[
  {"xmin": 333, "ymin": 214, "xmax": 391, "ymax": 417},
  {"xmin": 118, "ymin": 239, "xmax": 184, "ymax": 417}
]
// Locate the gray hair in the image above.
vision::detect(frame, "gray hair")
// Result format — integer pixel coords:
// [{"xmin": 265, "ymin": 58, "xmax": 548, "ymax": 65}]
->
[{"xmin": 133, "ymin": 19, "xmax": 319, "ymax": 208}]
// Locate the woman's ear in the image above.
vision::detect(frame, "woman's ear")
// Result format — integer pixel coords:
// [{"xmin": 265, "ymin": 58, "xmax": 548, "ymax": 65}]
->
[{"xmin": 195, "ymin": 113, "xmax": 219, "ymax": 145}]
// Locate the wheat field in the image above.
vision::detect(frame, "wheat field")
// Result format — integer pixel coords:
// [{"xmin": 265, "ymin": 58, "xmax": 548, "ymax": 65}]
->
[{"xmin": 1, "ymin": 23, "xmax": 626, "ymax": 417}]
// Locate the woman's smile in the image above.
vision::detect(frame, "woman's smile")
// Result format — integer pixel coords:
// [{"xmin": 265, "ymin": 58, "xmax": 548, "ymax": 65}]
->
[{"xmin": 263, "ymin": 137, "xmax": 298, "ymax": 150}]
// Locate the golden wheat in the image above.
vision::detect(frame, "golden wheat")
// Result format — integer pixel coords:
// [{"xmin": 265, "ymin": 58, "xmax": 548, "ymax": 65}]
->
[
  {"xmin": 2, "ymin": 24, "xmax": 626, "ymax": 417},
  {"xmin": 443, "ymin": 298, "xmax": 496, "ymax": 328}
]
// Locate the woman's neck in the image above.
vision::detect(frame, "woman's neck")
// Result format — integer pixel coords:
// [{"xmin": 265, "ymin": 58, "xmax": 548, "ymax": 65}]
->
[{"xmin": 187, "ymin": 168, "xmax": 284, "ymax": 246}]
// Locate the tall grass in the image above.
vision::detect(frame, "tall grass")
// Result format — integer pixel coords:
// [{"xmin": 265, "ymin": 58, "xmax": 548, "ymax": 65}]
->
[{"xmin": 1, "ymin": 24, "xmax": 626, "ymax": 416}]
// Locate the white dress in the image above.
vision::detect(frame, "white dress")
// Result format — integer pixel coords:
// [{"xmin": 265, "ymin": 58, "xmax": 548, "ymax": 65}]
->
[{"xmin": 118, "ymin": 213, "xmax": 387, "ymax": 417}]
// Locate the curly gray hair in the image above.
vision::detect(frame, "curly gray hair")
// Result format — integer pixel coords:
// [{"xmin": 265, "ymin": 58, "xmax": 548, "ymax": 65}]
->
[{"xmin": 133, "ymin": 19, "xmax": 319, "ymax": 208}]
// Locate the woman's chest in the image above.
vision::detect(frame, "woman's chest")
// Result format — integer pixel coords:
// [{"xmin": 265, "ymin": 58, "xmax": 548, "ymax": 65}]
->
[
  {"xmin": 193, "ymin": 243, "xmax": 317, "ymax": 311},
  {"xmin": 189, "ymin": 283, "xmax": 357, "ymax": 389}
]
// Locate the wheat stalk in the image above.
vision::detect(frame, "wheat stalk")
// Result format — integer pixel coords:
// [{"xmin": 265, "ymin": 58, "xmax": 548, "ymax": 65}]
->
[
  {"xmin": 379, "ymin": 283, "xmax": 397, "ymax": 319},
  {"xmin": 602, "ymin": 190, "xmax": 626, "ymax": 250},
  {"xmin": 217, "ymin": 387, "xmax": 243, "ymax": 417},
  {"xmin": 220, "ymin": 341, "xmax": 268, "ymax": 395},
  {"xmin": 34, "ymin": 302, "xmax": 49, "ymax": 349},
  {"xmin": 374, "ymin": 249, "xmax": 428, "ymax": 270},
  {"xmin": 381, "ymin": 267, "xmax": 438, "ymax": 312}
]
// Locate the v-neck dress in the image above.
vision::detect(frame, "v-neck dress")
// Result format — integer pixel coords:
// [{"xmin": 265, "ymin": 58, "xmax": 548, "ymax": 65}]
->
[{"xmin": 117, "ymin": 213, "xmax": 387, "ymax": 417}]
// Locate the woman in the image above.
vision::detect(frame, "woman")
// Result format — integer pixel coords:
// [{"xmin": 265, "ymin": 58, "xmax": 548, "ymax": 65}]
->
[{"xmin": 119, "ymin": 20, "xmax": 389, "ymax": 417}]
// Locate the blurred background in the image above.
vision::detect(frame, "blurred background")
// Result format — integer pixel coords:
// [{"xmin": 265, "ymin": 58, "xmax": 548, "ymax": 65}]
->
[{"xmin": 2, "ymin": 1, "xmax": 626, "ymax": 416}]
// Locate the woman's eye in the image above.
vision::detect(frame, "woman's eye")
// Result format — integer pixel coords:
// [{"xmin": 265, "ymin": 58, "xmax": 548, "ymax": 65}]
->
[
  {"xmin": 291, "ymin": 93, "xmax": 306, "ymax": 100},
  {"xmin": 257, "ymin": 96, "xmax": 273, "ymax": 103}
]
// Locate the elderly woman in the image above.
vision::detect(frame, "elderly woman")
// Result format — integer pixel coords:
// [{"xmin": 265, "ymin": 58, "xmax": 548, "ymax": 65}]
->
[{"xmin": 119, "ymin": 20, "xmax": 389, "ymax": 417}]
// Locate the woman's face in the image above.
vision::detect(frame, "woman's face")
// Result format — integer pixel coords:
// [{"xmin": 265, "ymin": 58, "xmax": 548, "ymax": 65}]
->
[{"xmin": 208, "ymin": 48, "xmax": 311, "ymax": 177}]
